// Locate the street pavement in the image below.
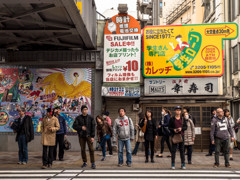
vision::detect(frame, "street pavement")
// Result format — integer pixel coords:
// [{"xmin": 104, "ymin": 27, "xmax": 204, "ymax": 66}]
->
[
  {"xmin": 0, "ymin": 150, "xmax": 240, "ymax": 179},
  {"xmin": 0, "ymin": 150, "xmax": 240, "ymax": 170}
]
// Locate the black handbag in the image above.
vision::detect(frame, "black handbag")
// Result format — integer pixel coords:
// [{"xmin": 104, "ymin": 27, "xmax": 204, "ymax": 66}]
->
[
  {"xmin": 64, "ymin": 138, "xmax": 71, "ymax": 150},
  {"xmin": 10, "ymin": 121, "xmax": 18, "ymax": 131}
]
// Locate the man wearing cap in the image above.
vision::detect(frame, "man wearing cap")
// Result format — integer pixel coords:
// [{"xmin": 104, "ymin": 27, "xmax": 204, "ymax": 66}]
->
[
  {"xmin": 53, "ymin": 106, "xmax": 67, "ymax": 161},
  {"xmin": 14, "ymin": 107, "xmax": 34, "ymax": 165},
  {"xmin": 41, "ymin": 108, "xmax": 60, "ymax": 169},
  {"xmin": 169, "ymin": 106, "xmax": 187, "ymax": 170},
  {"xmin": 73, "ymin": 105, "xmax": 96, "ymax": 169}
]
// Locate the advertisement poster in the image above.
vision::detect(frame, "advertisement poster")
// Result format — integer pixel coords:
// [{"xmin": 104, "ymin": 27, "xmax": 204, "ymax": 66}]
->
[
  {"xmin": 103, "ymin": 14, "xmax": 141, "ymax": 82},
  {"xmin": 143, "ymin": 23, "xmax": 238, "ymax": 77},
  {"xmin": 0, "ymin": 68, "xmax": 92, "ymax": 133},
  {"xmin": 144, "ymin": 77, "xmax": 222, "ymax": 96},
  {"xmin": 102, "ymin": 86, "xmax": 140, "ymax": 97}
]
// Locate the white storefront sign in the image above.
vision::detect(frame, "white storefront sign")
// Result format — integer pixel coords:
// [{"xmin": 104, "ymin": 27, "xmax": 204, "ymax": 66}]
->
[
  {"xmin": 102, "ymin": 86, "xmax": 140, "ymax": 97},
  {"xmin": 144, "ymin": 77, "xmax": 223, "ymax": 96}
]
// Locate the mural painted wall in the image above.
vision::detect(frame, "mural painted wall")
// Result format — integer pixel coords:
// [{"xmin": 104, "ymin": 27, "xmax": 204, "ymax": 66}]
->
[{"xmin": 0, "ymin": 68, "xmax": 92, "ymax": 133}]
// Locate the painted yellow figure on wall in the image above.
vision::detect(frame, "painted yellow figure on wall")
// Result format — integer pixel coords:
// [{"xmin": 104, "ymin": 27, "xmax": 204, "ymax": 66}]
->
[{"xmin": 42, "ymin": 72, "xmax": 91, "ymax": 99}]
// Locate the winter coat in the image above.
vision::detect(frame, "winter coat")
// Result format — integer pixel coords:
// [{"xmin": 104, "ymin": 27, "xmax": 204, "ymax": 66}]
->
[
  {"xmin": 139, "ymin": 118, "xmax": 157, "ymax": 141},
  {"xmin": 227, "ymin": 117, "xmax": 236, "ymax": 139},
  {"xmin": 136, "ymin": 119, "xmax": 145, "ymax": 143},
  {"xmin": 210, "ymin": 116, "xmax": 233, "ymax": 141},
  {"xmin": 97, "ymin": 121, "xmax": 113, "ymax": 142},
  {"xmin": 113, "ymin": 115, "xmax": 134, "ymax": 141},
  {"xmin": 159, "ymin": 114, "xmax": 171, "ymax": 136},
  {"xmin": 73, "ymin": 114, "xmax": 95, "ymax": 138},
  {"xmin": 168, "ymin": 116, "xmax": 187, "ymax": 136},
  {"xmin": 41, "ymin": 116, "xmax": 60, "ymax": 146},
  {"xmin": 184, "ymin": 119, "xmax": 195, "ymax": 145},
  {"xmin": 56, "ymin": 115, "xmax": 67, "ymax": 135},
  {"xmin": 15, "ymin": 115, "xmax": 34, "ymax": 143}
]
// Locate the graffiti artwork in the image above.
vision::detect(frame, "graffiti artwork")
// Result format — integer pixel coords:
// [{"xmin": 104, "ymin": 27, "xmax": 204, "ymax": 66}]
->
[{"xmin": 0, "ymin": 68, "xmax": 92, "ymax": 133}]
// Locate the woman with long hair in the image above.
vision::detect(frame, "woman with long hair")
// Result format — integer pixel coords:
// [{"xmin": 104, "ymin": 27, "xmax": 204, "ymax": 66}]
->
[
  {"xmin": 156, "ymin": 108, "xmax": 172, "ymax": 158},
  {"xmin": 96, "ymin": 115, "xmax": 112, "ymax": 161},
  {"xmin": 139, "ymin": 109, "xmax": 157, "ymax": 163}
]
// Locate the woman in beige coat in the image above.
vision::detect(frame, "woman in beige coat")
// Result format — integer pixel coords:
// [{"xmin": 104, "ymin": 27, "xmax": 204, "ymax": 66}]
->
[
  {"xmin": 41, "ymin": 108, "xmax": 60, "ymax": 169},
  {"xmin": 183, "ymin": 111, "xmax": 195, "ymax": 165}
]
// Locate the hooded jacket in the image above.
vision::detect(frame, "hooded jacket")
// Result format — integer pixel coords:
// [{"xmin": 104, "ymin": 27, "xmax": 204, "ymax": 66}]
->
[{"xmin": 113, "ymin": 115, "xmax": 134, "ymax": 141}]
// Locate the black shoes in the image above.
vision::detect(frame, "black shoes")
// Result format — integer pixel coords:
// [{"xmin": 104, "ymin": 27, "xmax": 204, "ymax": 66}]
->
[
  {"xmin": 91, "ymin": 163, "xmax": 96, "ymax": 169},
  {"xmin": 81, "ymin": 162, "xmax": 87, "ymax": 168}
]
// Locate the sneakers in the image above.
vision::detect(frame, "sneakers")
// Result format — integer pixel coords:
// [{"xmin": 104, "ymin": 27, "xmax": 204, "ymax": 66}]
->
[
  {"xmin": 171, "ymin": 163, "xmax": 175, "ymax": 170},
  {"xmin": 48, "ymin": 164, "xmax": 52, "ymax": 168},
  {"xmin": 81, "ymin": 162, "xmax": 87, "ymax": 168},
  {"xmin": 101, "ymin": 157, "xmax": 106, "ymax": 161},
  {"xmin": 127, "ymin": 163, "xmax": 131, "ymax": 167},
  {"xmin": 118, "ymin": 164, "xmax": 123, "ymax": 167},
  {"xmin": 181, "ymin": 163, "xmax": 186, "ymax": 170},
  {"xmin": 91, "ymin": 163, "xmax": 96, "ymax": 169},
  {"xmin": 213, "ymin": 163, "xmax": 219, "ymax": 168},
  {"xmin": 41, "ymin": 165, "xmax": 47, "ymax": 169},
  {"xmin": 17, "ymin": 161, "xmax": 22, "ymax": 165},
  {"xmin": 22, "ymin": 162, "xmax": 27, "ymax": 165},
  {"xmin": 225, "ymin": 164, "xmax": 231, "ymax": 168}
]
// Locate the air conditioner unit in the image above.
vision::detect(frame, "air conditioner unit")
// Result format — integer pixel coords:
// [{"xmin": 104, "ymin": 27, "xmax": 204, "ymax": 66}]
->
[{"xmin": 133, "ymin": 104, "xmax": 140, "ymax": 111}]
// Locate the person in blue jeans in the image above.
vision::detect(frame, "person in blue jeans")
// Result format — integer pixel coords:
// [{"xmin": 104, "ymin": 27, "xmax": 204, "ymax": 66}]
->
[
  {"xmin": 13, "ymin": 107, "xmax": 34, "ymax": 165},
  {"xmin": 113, "ymin": 108, "xmax": 134, "ymax": 167},
  {"xmin": 96, "ymin": 115, "xmax": 112, "ymax": 161}
]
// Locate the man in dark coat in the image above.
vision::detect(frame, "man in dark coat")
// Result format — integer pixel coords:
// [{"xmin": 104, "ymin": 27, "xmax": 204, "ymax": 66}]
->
[
  {"xmin": 73, "ymin": 105, "xmax": 96, "ymax": 169},
  {"xmin": 15, "ymin": 107, "xmax": 34, "ymax": 165}
]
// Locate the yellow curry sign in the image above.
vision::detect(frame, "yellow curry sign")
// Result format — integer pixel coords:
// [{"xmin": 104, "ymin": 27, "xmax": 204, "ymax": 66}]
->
[{"xmin": 143, "ymin": 23, "xmax": 238, "ymax": 77}]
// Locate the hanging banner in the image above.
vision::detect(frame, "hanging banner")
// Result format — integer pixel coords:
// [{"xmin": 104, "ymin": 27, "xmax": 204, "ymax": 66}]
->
[
  {"xmin": 143, "ymin": 23, "xmax": 238, "ymax": 77},
  {"xmin": 0, "ymin": 68, "xmax": 92, "ymax": 133},
  {"xmin": 103, "ymin": 14, "xmax": 141, "ymax": 82},
  {"xmin": 144, "ymin": 77, "xmax": 223, "ymax": 96}
]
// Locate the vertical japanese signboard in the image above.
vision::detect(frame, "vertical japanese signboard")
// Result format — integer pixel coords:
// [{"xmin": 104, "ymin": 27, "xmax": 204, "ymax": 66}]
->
[
  {"xmin": 103, "ymin": 14, "xmax": 141, "ymax": 82},
  {"xmin": 143, "ymin": 23, "xmax": 238, "ymax": 77}
]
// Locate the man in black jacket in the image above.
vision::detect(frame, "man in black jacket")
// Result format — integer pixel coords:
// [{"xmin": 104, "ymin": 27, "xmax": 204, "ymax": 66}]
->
[
  {"xmin": 169, "ymin": 106, "xmax": 187, "ymax": 170},
  {"xmin": 73, "ymin": 105, "xmax": 96, "ymax": 169},
  {"xmin": 15, "ymin": 107, "xmax": 34, "ymax": 165}
]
